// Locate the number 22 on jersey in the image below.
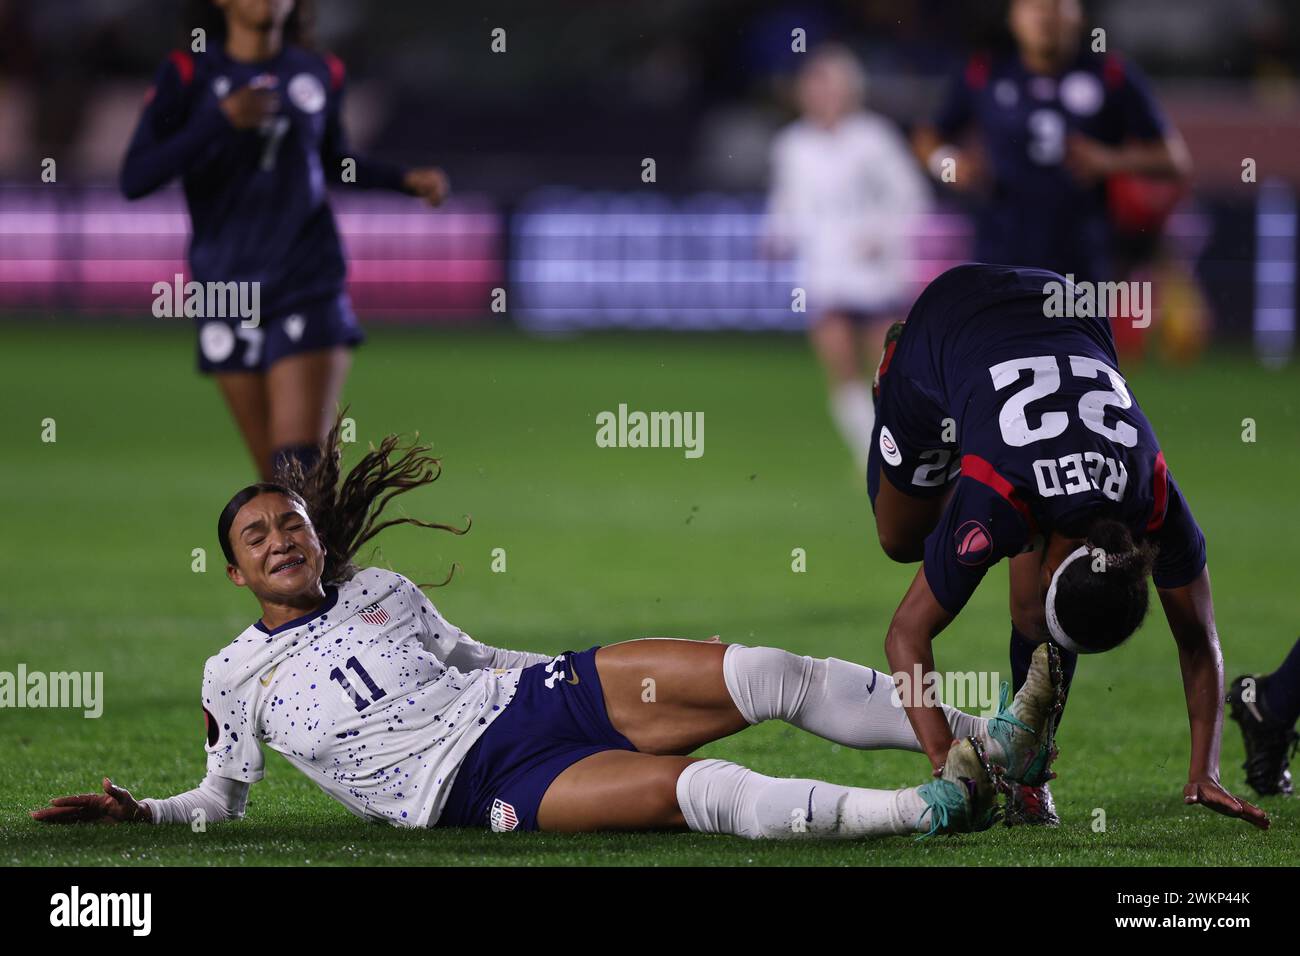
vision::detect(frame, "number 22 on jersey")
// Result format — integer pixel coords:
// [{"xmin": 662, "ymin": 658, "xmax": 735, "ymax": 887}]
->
[
  {"xmin": 990, "ymin": 354, "xmax": 1136, "ymax": 503},
  {"xmin": 990, "ymin": 354, "xmax": 1138, "ymax": 448}
]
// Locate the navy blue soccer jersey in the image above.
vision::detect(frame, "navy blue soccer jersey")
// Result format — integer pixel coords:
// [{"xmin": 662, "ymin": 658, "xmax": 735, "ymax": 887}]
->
[
  {"xmin": 933, "ymin": 49, "xmax": 1168, "ymax": 281},
  {"xmin": 121, "ymin": 46, "xmax": 409, "ymax": 317},
  {"xmin": 869, "ymin": 264, "xmax": 1206, "ymax": 615}
]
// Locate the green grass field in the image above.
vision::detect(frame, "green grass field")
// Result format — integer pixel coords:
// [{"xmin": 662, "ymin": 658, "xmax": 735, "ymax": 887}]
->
[{"xmin": 1, "ymin": 322, "xmax": 1297, "ymax": 866}]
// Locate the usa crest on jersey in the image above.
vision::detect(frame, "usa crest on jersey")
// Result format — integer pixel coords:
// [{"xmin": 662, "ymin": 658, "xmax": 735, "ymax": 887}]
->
[
  {"xmin": 490, "ymin": 798, "xmax": 519, "ymax": 832},
  {"xmin": 358, "ymin": 602, "xmax": 389, "ymax": 626}
]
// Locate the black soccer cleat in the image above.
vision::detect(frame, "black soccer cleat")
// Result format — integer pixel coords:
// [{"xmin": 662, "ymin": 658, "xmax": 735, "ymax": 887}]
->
[{"xmin": 1226, "ymin": 674, "xmax": 1297, "ymax": 797}]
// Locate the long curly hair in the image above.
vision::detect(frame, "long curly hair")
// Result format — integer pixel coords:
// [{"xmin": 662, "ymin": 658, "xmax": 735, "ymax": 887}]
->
[{"xmin": 217, "ymin": 411, "xmax": 469, "ymax": 586}]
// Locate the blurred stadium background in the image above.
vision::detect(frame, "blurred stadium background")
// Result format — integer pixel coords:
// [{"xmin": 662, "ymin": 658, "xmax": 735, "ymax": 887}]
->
[{"xmin": 0, "ymin": 0, "xmax": 1297, "ymax": 352}]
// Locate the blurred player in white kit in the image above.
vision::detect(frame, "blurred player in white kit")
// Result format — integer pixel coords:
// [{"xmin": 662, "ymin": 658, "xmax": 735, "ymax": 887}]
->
[{"xmin": 766, "ymin": 44, "xmax": 930, "ymax": 474}]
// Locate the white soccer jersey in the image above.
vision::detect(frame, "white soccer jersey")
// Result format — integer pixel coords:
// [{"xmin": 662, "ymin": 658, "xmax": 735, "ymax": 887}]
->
[
  {"xmin": 200, "ymin": 568, "xmax": 549, "ymax": 827},
  {"xmin": 767, "ymin": 111, "xmax": 930, "ymax": 314}
]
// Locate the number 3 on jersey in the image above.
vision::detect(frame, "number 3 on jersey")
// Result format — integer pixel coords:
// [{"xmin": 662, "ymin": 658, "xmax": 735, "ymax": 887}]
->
[{"xmin": 989, "ymin": 354, "xmax": 1138, "ymax": 449}]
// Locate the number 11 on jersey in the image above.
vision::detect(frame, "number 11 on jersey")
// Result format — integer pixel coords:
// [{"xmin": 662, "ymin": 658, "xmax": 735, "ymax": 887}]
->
[{"xmin": 329, "ymin": 657, "xmax": 387, "ymax": 712}]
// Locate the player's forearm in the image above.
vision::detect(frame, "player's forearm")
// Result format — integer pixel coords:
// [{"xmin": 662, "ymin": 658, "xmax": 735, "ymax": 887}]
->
[
  {"xmin": 138, "ymin": 773, "xmax": 250, "ymax": 825},
  {"xmin": 1159, "ymin": 570, "xmax": 1223, "ymax": 779},
  {"xmin": 1111, "ymin": 137, "xmax": 1191, "ymax": 182},
  {"xmin": 885, "ymin": 569, "xmax": 959, "ymax": 768},
  {"xmin": 1178, "ymin": 635, "xmax": 1224, "ymax": 780},
  {"xmin": 885, "ymin": 628, "xmax": 952, "ymax": 769},
  {"xmin": 120, "ymin": 108, "xmax": 231, "ymax": 199}
]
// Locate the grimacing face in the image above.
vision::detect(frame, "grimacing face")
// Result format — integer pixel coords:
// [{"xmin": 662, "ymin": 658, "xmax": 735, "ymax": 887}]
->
[{"xmin": 225, "ymin": 492, "xmax": 326, "ymax": 603}]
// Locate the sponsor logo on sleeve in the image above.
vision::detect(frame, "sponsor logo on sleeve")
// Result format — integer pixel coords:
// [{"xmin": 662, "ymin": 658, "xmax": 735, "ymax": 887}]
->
[
  {"xmin": 879, "ymin": 426, "xmax": 903, "ymax": 466},
  {"xmin": 954, "ymin": 519, "xmax": 993, "ymax": 566}
]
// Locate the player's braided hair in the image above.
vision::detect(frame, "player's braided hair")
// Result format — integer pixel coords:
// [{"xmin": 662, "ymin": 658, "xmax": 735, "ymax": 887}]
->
[
  {"xmin": 1051, "ymin": 516, "xmax": 1156, "ymax": 653},
  {"xmin": 218, "ymin": 410, "xmax": 468, "ymax": 586}
]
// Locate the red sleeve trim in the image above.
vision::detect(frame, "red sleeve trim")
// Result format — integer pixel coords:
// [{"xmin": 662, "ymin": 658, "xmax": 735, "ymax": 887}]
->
[
  {"xmin": 964, "ymin": 52, "xmax": 991, "ymax": 91},
  {"xmin": 324, "ymin": 52, "xmax": 346, "ymax": 91},
  {"xmin": 1103, "ymin": 53, "xmax": 1125, "ymax": 92},
  {"xmin": 1146, "ymin": 451, "xmax": 1168, "ymax": 532},
  {"xmin": 168, "ymin": 49, "xmax": 195, "ymax": 86},
  {"xmin": 961, "ymin": 454, "xmax": 1037, "ymax": 533}
]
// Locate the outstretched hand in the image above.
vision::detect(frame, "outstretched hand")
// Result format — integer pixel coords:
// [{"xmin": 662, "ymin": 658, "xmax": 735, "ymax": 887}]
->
[
  {"xmin": 1183, "ymin": 778, "xmax": 1269, "ymax": 830},
  {"xmin": 30, "ymin": 777, "xmax": 151, "ymax": 825}
]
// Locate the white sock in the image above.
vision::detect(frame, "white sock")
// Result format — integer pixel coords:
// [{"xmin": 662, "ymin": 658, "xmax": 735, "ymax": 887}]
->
[
  {"xmin": 675, "ymin": 758, "xmax": 928, "ymax": 839},
  {"xmin": 830, "ymin": 381, "xmax": 875, "ymax": 471},
  {"xmin": 722, "ymin": 644, "xmax": 987, "ymax": 751}
]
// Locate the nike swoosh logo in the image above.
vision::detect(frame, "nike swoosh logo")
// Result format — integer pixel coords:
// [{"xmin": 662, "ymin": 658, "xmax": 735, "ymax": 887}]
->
[
  {"xmin": 259, "ymin": 665, "xmax": 278, "ymax": 687},
  {"xmin": 566, "ymin": 670, "xmax": 580, "ymax": 685},
  {"xmin": 865, "ymin": 670, "xmax": 878, "ymax": 694}
]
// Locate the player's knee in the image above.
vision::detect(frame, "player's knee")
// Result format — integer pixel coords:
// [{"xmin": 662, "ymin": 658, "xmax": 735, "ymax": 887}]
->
[
  {"xmin": 653, "ymin": 762, "xmax": 693, "ymax": 828},
  {"xmin": 723, "ymin": 644, "xmax": 813, "ymax": 724},
  {"xmin": 876, "ymin": 525, "xmax": 923, "ymax": 563}
]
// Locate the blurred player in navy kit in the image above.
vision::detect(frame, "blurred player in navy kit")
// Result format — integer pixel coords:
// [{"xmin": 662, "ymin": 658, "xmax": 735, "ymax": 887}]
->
[
  {"xmin": 121, "ymin": 0, "xmax": 449, "ymax": 480},
  {"xmin": 912, "ymin": 0, "xmax": 1191, "ymax": 287}
]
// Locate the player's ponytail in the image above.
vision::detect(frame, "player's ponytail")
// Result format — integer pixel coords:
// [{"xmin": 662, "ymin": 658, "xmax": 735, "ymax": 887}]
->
[
  {"xmin": 277, "ymin": 410, "xmax": 469, "ymax": 585},
  {"xmin": 1046, "ymin": 517, "xmax": 1156, "ymax": 654},
  {"xmin": 218, "ymin": 410, "xmax": 468, "ymax": 586}
]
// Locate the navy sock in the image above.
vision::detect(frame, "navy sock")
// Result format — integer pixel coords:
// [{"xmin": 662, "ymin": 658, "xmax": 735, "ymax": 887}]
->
[
  {"xmin": 1257, "ymin": 635, "xmax": 1300, "ymax": 727},
  {"xmin": 1010, "ymin": 624, "xmax": 1077, "ymax": 729},
  {"xmin": 270, "ymin": 443, "xmax": 322, "ymax": 481}
]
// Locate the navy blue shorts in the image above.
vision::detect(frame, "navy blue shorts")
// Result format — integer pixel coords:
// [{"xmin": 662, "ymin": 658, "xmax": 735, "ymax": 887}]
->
[
  {"xmin": 437, "ymin": 647, "xmax": 637, "ymax": 832},
  {"xmin": 867, "ymin": 317, "xmax": 961, "ymax": 510},
  {"xmin": 196, "ymin": 292, "xmax": 363, "ymax": 374}
]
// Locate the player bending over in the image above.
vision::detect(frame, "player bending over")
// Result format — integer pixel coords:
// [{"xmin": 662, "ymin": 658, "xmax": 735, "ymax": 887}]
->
[
  {"xmin": 33, "ymin": 420, "xmax": 1060, "ymax": 841},
  {"xmin": 867, "ymin": 263, "xmax": 1268, "ymax": 830},
  {"xmin": 121, "ymin": 0, "xmax": 449, "ymax": 481}
]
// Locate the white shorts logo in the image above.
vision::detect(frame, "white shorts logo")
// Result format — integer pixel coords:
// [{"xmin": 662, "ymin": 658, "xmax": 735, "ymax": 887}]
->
[
  {"xmin": 288, "ymin": 73, "xmax": 325, "ymax": 113},
  {"xmin": 879, "ymin": 426, "xmax": 903, "ymax": 466},
  {"xmin": 490, "ymin": 798, "xmax": 519, "ymax": 832},
  {"xmin": 283, "ymin": 313, "xmax": 306, "ymax": 341},
  {"xmin": 199, "ymin": 322, "xmax": 236, "ymax": 363}
]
